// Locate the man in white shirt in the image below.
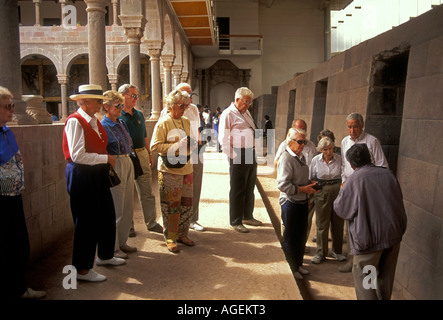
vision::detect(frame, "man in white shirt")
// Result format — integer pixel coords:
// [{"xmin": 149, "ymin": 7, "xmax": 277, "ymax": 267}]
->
[
  {"xmin": 339, "ymin": 112, "xmax": 389, "ymax": 273},
  {"xmin": 218, "ymin": 87, "xmax": 263, "ymax": 233}
]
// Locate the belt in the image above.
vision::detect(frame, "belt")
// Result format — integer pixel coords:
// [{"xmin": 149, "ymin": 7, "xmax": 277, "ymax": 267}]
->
[
  {"xmin": 134, "ymin": 147, "xmax": 145, "ymax": 152},
  {"xmin": 318, "ymin": 178, "xmax": 342, "ymax": 185},
  {"xmin": 115, "ymin": 153, "xmax": 130, "ymax": 158}
]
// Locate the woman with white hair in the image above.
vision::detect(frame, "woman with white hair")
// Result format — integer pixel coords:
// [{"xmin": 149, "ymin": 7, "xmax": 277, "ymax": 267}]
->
[
  {"xmin": 150, "ymin": 89, "xmax": 196, "ymax": 253},
  {"xmin": 277, "ymin": 127, "xmax": 318, "ymax": 279},
  {"xmin": 309, "ymin": 136, "xmax": 345, "ymax": 264}
]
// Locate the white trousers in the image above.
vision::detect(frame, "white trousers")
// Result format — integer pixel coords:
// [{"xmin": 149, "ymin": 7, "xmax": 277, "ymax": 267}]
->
[{"xmin": 110, "ymin": 156, "xmax": 134, "ymax": 251}]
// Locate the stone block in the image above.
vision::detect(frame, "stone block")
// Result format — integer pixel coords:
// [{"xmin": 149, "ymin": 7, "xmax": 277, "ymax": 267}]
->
[
  {"xmin": 417, "ymin": 119, "xmax": 443, "ymax": 166},
  {"xmin": 434, "ymin": 168, "xmax": 443, "ymax": 220},
  {"xmin": 426, "ymin": 36, "xmax": 443, "ymax": 75},
  {"xmin": 396, "ymin": 156, "xmax": 438, "ymax": 214},
  {"xmin": 31, "ymin": 187, "xmax": 50, "ymax": 216},
  {"xmin": 408, "ymin": 42, "xmax": 429, "ymax": 79}
]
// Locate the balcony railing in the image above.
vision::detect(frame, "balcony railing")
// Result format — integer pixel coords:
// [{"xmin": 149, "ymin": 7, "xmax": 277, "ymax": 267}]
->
[{"xmin": 218, "ymin": 34, "xmax": 263, "ymax": 55}]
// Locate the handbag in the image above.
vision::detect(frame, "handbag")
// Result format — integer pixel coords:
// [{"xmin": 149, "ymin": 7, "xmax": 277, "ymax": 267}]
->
[
  {"xmin": 107, "ymin": 165, "xmax": 121, "ymax": 187},
  {"xmin": 130, "ymin": 150, "xmax": 144, "ymax": 179},
  {"xmin": 160, "ymin": 154, "xmax": 190, "ymax": 169}
]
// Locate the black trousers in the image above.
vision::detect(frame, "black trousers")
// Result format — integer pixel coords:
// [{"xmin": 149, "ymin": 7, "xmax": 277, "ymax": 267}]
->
[
  {"xmin": 229, "ymin": 148, "xmax": 257, "ymax": 226},
  {"xmin": 0, "ymin": 194, "xmax": 29, "ymax": 299},
  {"xmin": 281, "ymin": 200, "xmax": 309, "ymax": 268},
  {"xmin": 66, "ymin": 162, "xmax": 116, "ymax": 270}
]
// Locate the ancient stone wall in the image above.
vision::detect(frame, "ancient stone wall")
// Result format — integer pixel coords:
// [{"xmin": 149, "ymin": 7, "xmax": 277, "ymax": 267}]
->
[{"xmin": 275, "ymin": 5, "xmax": 443, "ymax": 299}]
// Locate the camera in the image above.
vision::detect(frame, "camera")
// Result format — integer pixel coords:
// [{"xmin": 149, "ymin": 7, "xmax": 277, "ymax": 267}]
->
[{"xmin": 312, "ymin": 182, "xmax": 323, "ymax": 191}]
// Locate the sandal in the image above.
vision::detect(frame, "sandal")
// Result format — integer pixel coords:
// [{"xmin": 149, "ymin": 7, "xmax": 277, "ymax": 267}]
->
[
  {"xmin": 166, "ymin": 240, "xmax": 179, "ymax": 253},
  {"xmin": 177, "ymin": 236, "xmax": 195, "ymax": 247}
]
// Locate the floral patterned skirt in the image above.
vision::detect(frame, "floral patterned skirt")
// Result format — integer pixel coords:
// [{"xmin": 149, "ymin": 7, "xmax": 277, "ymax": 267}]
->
[{"xmin": 158, "ymin": 171, "xmax": 193, "ymax": 242}]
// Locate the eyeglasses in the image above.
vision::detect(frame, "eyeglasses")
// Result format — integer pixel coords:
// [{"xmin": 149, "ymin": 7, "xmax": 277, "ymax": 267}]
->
[
  {"xmin": 241, "ymin": 100, "xmax": 252, "ymax": 105},
  {"xmin": 293, "ymin": 139, "xmax": 307, "ymax": 145},
  {"xmin": 1, "ymin": 103, "xmax": 14, "ymax": 111},
  {"xmin": 131, "ymin": 94, "xmax": 139, "ymax": 99},
  {"xmin": 112, "ymin": 104, "xmax": 122, "ymax": 109},
  {"xmin": 176, "ymin": 103, "xmax": 187, "ymax": 109}
]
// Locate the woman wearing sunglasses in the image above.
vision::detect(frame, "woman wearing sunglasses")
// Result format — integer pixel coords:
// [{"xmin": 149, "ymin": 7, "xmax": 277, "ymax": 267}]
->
[
  {"xmin": 277, "ymin": 127, "xmax": 319, "ymax": 280},
  {"xmin": 101, "ymin": 90, "xmax": 137, "ymax": 260}
]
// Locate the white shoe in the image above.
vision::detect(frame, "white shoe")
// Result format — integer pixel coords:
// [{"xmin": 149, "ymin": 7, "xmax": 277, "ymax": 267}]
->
[
  {"xmin": 96, "ymin": 257, "xmax": 126, "ymax": 266},
  {"xmin": 114, "ymin": 250, "xmax": 128, "ymax": 259},
  {"xmin": 298, "ymin": 266, "xmax": 310, "ymax": 275},
  {"xmin": 77, "ymin": 269, "xmax": 107, "ymax": 282},
  {"xmin": 21, "ymin": 288, "xmax": 46, "ymax": 299},
  {"xmin": 331, "ymin": 251, "xmax": 347, "ymax": 262},
  {"xmin": 190, "ymin": 222, "xmax": 206, "ymax": 232}
]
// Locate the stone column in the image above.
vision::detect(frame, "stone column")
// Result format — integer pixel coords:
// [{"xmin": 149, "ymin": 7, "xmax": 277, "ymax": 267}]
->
[
  {"xmin": 0, "ymin": 1, "xmax": 36, "ymax": 125},
  {"xmin": 108, "ymin": 74, "xmax": 119, "ymax": 92},
  {"xmin": 172, "ymin": 64, "xmax": 183, "ymax": 88},
  {"xmin": 161, "ymin": 54, "xmax": 175, "ymax": 97},
  {"xmin": 146, "ymin": 40, "xmax": 164, "ymax": 120},
  {"xmin": 111, "ymin": 0, "xmax": 119, "ymax": 26},
  {"xmin": 59, "ymin": 0, "xmax": 67, "ymax": 25},
  {"xmin": 180, "ymin": 71, "xmax": 189, "ymax": 83},
  {"xmin": 57, "ymin": 74, "xmax": 69, "ymax": 121},
  {"xmin": 33, "ymin": 0, "xmax": 42, "ymax": 26},
  {"xmin": 85, "ymin": 0, "xmax": 108, "ymax": 90}
]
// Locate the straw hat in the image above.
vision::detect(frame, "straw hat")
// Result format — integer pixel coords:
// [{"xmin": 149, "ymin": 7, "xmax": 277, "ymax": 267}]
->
[{"xmin": 70, "ymin": 84, "xmax": 112, "ymax": 101}]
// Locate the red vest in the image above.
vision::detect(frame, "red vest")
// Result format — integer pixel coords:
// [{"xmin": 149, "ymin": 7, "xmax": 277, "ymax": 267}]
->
[{"xmin": 62, "ymin": 112, "xmax": 108, "ymax": 162}]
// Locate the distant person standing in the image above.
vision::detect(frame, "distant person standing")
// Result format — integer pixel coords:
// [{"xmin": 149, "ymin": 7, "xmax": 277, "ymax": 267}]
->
[
  {"xmin": 263, "ymin": 115, "xmax": 273, "ymax": 156},
  {"xmin": 118, "ymin": 84, "xmax": 162, "ymax": 235},
  {"xmin": 218, "ymin": 87, "xmax": 263, "ymax": 233},
  {"xmin": 334, "ymin": 143, "xmax": 406, "ymax": 300}
]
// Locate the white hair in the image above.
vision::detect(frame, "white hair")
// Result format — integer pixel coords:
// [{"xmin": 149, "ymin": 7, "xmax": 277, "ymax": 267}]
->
[
  {"xmin": 118, "ymin": 84, "xmax": 138, "ymax": 95},
  {"xmin": 285, "ymin": 127, "xmax": 306, "ymax": 145},
  {"xmin": 316, "ymin": 136, "xmax": 334, "ymax": 152},
  {"xmin": 235, "ymin": 87, "xmax": 254, "ymax": 100}
]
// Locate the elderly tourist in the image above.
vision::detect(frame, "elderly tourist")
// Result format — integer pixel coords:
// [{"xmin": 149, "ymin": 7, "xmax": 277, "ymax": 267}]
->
[
  {"xmin": 101, "ymin": 90, "xmax": 137, "ymax": 259},
  {"xmin": 150, "ymin": 89, "xmax": 196, "ymax": 253},
  {"xmin": 309, "ymin": 136, "xmax": 345, "ymax": 264},
  {"xmin": 218, "ymin": 87, "xmax": 263, "ymax": 233},
  {"xmin": 334, "ymin": 143, "xmax": 407, "ymax": 300},
  {"xmin": 277, "ymin": 127, "xmax": 318, "ymax": 280},
  {"xmin": 0, "ymin": 86, "xmax": 46, "ymax": 299},
  {"xmin": 118, "ymin": 84, "xmax": 162, "ymax": 236},
  {"xmin": 64, "ymin": 84, "xmax": 125, "ymax": 283}
]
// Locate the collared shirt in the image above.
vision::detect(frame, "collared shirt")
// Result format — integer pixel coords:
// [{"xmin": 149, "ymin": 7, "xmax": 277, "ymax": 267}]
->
[
  {"xmin": 218, "ymin": 103, "xmax": 256, "ymax": 159},
  {"xmin": 309, "ymin": 153, "xmax": 342, "ymax": 180},
  {"xmin": 341, "ymin": 131, "xmax": 388, "ymax": 183},
  {"xmin": 0, "ymin": 125, "xmax": 24, "ymax": 196},
  {"xmin": 119, "ymin": 108, "xmax": 146, "ymax": 149},
  {"xmin": 101, "ymin": 116, "xmax": 133, "ymax": 156},
  {"xmin": 277, "ymin": 147, "xmax": 310, "ymax": 204},
  {"xmin": 64, "ymin": 108, "xmax": 108, "ymax": 165}
]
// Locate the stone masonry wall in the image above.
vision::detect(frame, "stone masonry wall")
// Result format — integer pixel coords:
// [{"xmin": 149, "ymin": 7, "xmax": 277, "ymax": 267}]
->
[
  {"xmin": 10, "ymin": 124, "xmax": 73, "ymax": 262},
  {"xmin": 274, "ymin": 5, "xmax": 443, "ymax": 299}
]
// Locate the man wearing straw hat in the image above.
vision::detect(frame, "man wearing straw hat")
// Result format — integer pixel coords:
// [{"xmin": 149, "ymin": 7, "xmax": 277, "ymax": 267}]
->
[{"xmin": 63, "ymin": 84, "xmax": 125, "ymax": 283}]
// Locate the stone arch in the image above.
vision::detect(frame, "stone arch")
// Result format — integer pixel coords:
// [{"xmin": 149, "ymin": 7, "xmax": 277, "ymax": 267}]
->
[
  {"xmin": 20, "ymin": 48, "xmax": 62, "ymax": 75},
  {"xmin": 174, "ymin": 32, "xmax": 183, "ymax": 65},
  {"xmin": 144, "ymin": 0, "xmax": 163, "ymax": 41},
  {"xmin": 162, "ymin": 13, "xmax": 174, "ymax": 55}
]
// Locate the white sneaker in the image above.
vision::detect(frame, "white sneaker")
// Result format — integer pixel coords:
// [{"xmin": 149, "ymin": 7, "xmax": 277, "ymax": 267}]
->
[
  {"xmin": 114, "ymin": 250, "xmax": 128, "ymax": 259},
  {"xmin": 331, "ymin": 251, "xmax": 347, "ymax": 262},
  {"xmin": 96, "ymin": 257, "xmax": 126, "ymax": 266},
  {"xmin": 77, "ymin": 269, "xmax": 107, "ymax": 282},
  {"xmin": 298, "ymin": 266, "xmax": 310, "ymax": 275},
  {"xmin": 21, "ymin": 288, "xmax": 46, "ymax": 299},
  {"xmin": 311, "ymin": 254, "xmax": 324, "ymax": 264},
  {"xmin": 190, "ymin": 222, "xmax": 206, "ymax": 232}
]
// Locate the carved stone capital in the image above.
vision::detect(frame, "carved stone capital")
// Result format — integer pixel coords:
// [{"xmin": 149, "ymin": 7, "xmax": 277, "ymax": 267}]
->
[
  {"xmin": 161, "ymin": 54, "xmax": 175, "ymax": 68},
  {"xmin": 57, "ymin": 74, "xmax": 69, "ymax": 85}
]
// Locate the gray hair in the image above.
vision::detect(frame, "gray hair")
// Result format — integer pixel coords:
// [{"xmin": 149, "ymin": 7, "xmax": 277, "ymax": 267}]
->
[
  {"xmin": 317, "ymin": 136, "xmax": 334, "ymax": 152},
  {"xmin": 0, "ymin": 86, "xmax": 13, "ymax": 100},
  {"xmin": 176, "ymin": 83, "xmax": 192, "ymax": 93},
  {"xmin": 164, "ymin": 89, "xmax": 191, "ymax": 111},
  {"xmin": 285, "ymin": 127, "xmax": 306, "ymax": 145},
  {"xmin": 346, "ymin": 112, "xmax": 364, "ymax": 127},
  {"xmin": 118, "ymin": 84, "xmax": 138, "ymax": 95},
  {"xmin": 235, "ymin": 87, "xmax": 254, "ymax": 100}
]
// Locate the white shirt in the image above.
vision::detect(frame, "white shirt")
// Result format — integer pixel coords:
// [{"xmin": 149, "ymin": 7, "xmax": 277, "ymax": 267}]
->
[
  {"xmin": 309, "ymin": 153, "xmax": 342, "ymax": 180},
  {"xmin": 341, "ymin": 131, "xmax": 388, "ymax": 182},
  {"xmin": 64, "ymin": 108, "xmax": 108, "ymax": 165},
  {"xmin": 218, "ymin": 103, "xmax": 256, "ymax": 159}
]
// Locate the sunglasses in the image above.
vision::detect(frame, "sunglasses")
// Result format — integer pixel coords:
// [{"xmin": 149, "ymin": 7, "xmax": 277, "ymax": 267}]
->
[
  {"xmin": 1, "ymin": 103, "xmax": 14, "ymax": 111},
  {"xmin": 293, "ymin": 139, "xmax": 307, "ymax": 145},
  {"xmin": 112, "ymin": 104, "xmax": 122, "ymax": 109}
]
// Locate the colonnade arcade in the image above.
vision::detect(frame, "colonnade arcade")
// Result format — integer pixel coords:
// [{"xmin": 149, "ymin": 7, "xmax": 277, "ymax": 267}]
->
[{"xmin": 1, "ymin": 0, "xmax": 192, "ymax": 124}]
